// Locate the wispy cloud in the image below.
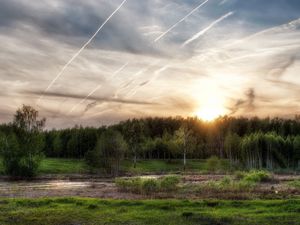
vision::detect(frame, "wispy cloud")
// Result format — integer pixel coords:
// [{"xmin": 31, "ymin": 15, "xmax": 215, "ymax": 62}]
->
[
  {"xmin": 182, "ymin": 11, "xmax": 234, "ymax": 47},
  {"xmin": 0, "ymin": 0, "xmax": 300, "ymax": 127},
  {"xmin": 154, "ymin": 0, "xmax": 210, "ymax": 42},
  {"xmin": 37, "ymin": 0, "xmax": 128, "ymax": 104}
]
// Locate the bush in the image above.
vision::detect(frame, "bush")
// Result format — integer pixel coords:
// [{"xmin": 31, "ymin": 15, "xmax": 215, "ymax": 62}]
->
[
  {"xmin": 116, "ymin": 176, "xmax": 181, "ymax": 194},
  {"xmin": 234, "ymin": 171, "xmax": 246, "ymax": 180},
  {"xmin": 220, "ymin": 176, "xmax": 232, "ymax": 186},
  {"xmin": 115, "ymin": 177, "xmax": 142, "ymax": 193},
  {"xmin": 206, "ymin": 156, "xmax": 220, "ymax": 172},
  {"xmin": 160, "ymin": 176, "xmax": 181, "ymax": 191},
  {"xmin": 2, "ymin": 133, "xmax": 44, "ymax": 178},
  {"xmin": 85, "ymin": 129, "xmax": 127, "ymax": 176},
  {"xmin": 287, "ymin": 180, "xmax": 300, "ymax": 189},
  {"xmin": 196, "ymin": 176, "xmax": 257, "ymax": 193},
  {"xmin": 142, "ymin": 178, "xmax": 160, "ymax": 194},
  {"xmin": 237, "ymin": 180, "xmax": 257, "ymax": 191},
  {"xmin": 243, "ymin": 170, "xmax": 271, "ymax": 183}
]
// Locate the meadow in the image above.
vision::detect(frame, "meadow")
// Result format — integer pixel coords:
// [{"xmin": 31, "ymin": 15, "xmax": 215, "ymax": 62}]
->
[
  {"xmin": 0, "ymin": 198, "xmax": 299, "ymax": 225},
  {"xmin": 0, "ymin": 158, "xmax": 209, "ymax": 175}
]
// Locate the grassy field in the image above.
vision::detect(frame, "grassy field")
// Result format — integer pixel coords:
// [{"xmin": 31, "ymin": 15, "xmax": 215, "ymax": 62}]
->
[
  {"xmin": 0, "ymin": 158, "xmax": 208, "ymax": 175},
  {"xmin": 0, "ymin": 198, "xmax": 299, "ymax": 225},
  {"xmin": 0, "ymin": 158, "xmax": 88, "ymax": 175},
  {"xmin": 38, "ymin": 158, "xmax": 88, "ymax": 174},
  {"xmin": 121, "ymin": 159, "xmax": 207, "ymax": 174}
]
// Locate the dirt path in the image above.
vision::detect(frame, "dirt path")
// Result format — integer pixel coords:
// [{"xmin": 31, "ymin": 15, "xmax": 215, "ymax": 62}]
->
[{"xmin": 0, "ymin": 174, "xmax": 299, "ymax": 199}]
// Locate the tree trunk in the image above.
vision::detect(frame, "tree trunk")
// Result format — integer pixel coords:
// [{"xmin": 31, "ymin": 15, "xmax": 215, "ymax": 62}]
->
[
  {"xmin": 183, "ymin": 150, "xmax": 186, "ymax": 171},
  {"xmin": 133, "ymin": 152, "xmax": 137, "ymax": 168}
]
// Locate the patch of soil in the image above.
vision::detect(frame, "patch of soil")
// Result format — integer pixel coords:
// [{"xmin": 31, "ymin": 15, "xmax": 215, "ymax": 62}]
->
[{"xmin": 0, "ymin": 174, "xmax": 299, "ymax": 200}]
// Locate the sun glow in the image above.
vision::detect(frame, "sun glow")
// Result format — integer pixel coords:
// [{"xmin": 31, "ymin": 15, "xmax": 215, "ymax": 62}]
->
[
  {"xmin": 196, "ymin": 106, "xmax": 224, "ymax": 121},
  {"xmin": 195, "ymin": 97, "xmax": 227, "ymax": 121}
]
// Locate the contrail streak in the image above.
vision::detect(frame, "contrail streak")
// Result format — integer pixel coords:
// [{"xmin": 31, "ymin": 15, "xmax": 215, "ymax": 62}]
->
[
  {"xmin": 182, "ymin": 11, "xmax": 234, "ymax": 47},
  {"xmin": 154, "ymin": 0, "xmax": 210, "ymax": 42},
  {"xmin": 126, "ymin": 65, "xmax": 169, "ymax": 98},
  {"xmin": 37, "ymin": 0, "xmax": 127, "ymax": 104},
  {"xmin": 114, "ymin": 60, "xmax": 160, "ymax": 98},
  {"xmin": 68, "ymin": 62, "xmax": 129, "ymax": 114}
]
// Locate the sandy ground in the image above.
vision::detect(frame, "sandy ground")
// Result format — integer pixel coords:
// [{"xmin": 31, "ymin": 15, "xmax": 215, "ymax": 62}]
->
[{"xmin": 0, "ymin": 174, "xmax": 299, "ymax": 199}]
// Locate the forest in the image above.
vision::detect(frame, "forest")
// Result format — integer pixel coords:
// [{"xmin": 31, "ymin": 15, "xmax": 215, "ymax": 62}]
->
[{"xmin": 1, "ymin": 105, "xmax": 300, "ymax": 177}]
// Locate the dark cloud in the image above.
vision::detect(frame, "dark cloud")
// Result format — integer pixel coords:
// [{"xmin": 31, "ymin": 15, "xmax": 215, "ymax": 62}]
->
[
  {"xmin": 0, "ymin": 0, "xmax": 164, "ymax": 56},
  {"xmin": 24, "ymin": 90, "xmax": 159, "ymax": 106},
  {"xmin": 228, "ymin": 88, "xmax": 256, "ymax": 115},
  {"xmin": 246, "ymin": 88, "xmax": 255, "ymax": 110},
  {"xmin": 84, "ymin": 101, "xmax": 97, "ymax": 113}
]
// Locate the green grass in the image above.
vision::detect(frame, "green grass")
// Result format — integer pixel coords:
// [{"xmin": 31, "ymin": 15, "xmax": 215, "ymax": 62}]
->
[
  {"xmin": 0, "ymin": 158, "xmax": 88, "ymax": 175},
  {"xmin": 0, "ymin": 198, "xmax": 299, "ymax": 225},
  {"xmin": 38, "ymin": 158, "xmax": 88, "ymax": 174},
  {"xmin": 121, "ymin": 159, "xmax": 207, "ymax": 174},
  {"xmin": 0, "ymin": 158, "xmax": 207, "ymax": 175}
]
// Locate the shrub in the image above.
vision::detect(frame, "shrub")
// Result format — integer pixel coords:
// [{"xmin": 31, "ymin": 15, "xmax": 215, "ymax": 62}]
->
[
  {"xmin": 243, "ymin": 170, "xmax": 271, "ymax": 183},
  {"xmin": 2, "ymin": 133, "xmax": 44, "ymax": 178},
  {"xmin": 160, "ymin": 176, "xmax": 181, "ymax": 191},
  {"xmin": 2, "ymin": 105, "xmax": 45, "ymax": 178},
  {"xmin": 116, "ymin": 176, "xmax": 181, "ymax": 194},
  {"xmin": 287, "ymin": 180, "xmax": 300, "ymax": 189},
  {"xmin": 206, "ymin": 156, "xmax": 220, "ymax": 172},
  {"xmin": 237, "ymin": 180, "xmax": 257, "ymax": 191},
  {"xmin": 196, "ymin": 175, "xmax": 257, "ymax": 193},
  {"xmin": 142, "ymin": 178, "xmax": 160, "ymax": 194},
  {"xmin": 115, "ymin": 177, "xmax": 142, "ymax": 193},
  {"xmin": 220, "ymin": 176, "xmax": 232, "ymax": 186},
  {"xmin": 234, "ymin": 171, "xmax": 246, "ymax": 180}
]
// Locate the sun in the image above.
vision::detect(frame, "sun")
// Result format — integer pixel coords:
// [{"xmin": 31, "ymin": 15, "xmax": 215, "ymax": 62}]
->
[
  {"xmin": 195, "ymin": 98, "xmax": 227, "ymax": 121},
  {"xmin": 196, "ymin": 106, "xmax": 224, "ymax": 121}
]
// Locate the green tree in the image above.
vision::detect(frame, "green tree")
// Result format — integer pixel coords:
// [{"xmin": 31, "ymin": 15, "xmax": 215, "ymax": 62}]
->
[
  {"xmin": 224, "ymin": 132, "xmax": 241, "ymax": 163},
  {"xmin": 293, "ymin": 136, "xmax": 300, "ymax": 168},
  {"xmin": 125, "ymin": 119, "xmax": 145, "ymax": 168},
  {"xmin": 85, "ymin": 129, "xmax": 127, "ymax": 176},
  {"xmin": 174, "ymin": 126, "xmax": 195, "ymax": 170},
  {"xmin": 52, "ymin": 133, "xmax": 63, "ymax": 157},
  {"xmin": 2, "ymin": 105, "xmax": 45, "ymax": 177}
]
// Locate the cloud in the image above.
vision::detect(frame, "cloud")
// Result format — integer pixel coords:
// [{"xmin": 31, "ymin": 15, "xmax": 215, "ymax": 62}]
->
[
  {"xmin": 24, "ymin": 90, "xmax": 159, "ymax": 106},
  {"xmin": 182, "ymin": 11, "xmax": 234, "ymax": 47},
  {"xmin": 228, "ymin": 88, "xmax": 256, "ymax": 115},
  {"xmin": 0, "ymin": 0, "xmax": 300, "ymax": 127}
]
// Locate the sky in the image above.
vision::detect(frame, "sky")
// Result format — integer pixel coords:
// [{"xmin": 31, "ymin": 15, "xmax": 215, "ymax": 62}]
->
[{"xmin": 0, "ymin": 0, "xmax": 300, "ymax": 128}]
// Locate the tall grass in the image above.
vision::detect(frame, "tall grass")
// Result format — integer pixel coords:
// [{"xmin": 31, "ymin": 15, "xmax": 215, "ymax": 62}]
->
[{"xmin": 115, "ymin": 176, "xmax": 181, "ymax": 194}]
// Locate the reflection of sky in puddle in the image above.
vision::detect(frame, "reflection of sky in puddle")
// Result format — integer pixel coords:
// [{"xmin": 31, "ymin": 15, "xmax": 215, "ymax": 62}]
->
[{"xmin": 0, "ymin": 181, "xmax": 92, "ymax": 190}]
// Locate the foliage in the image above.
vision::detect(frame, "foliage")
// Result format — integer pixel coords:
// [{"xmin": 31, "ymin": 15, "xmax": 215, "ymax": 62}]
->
[
  {"xmin": 242, "ymin": 170, "xmax": 272, "ymax": 183},
  {"xmin": 116, "ymin": 176, "xmax": 181, "ymax": 194},
  {"xmin": 206, "ymin": 156, "xmax": 221, "ymax": 172},
  {"xmin": 85, "ymin": 129, "xmax": 127, "ymax": 176},
  {"xmin": 1, "ymin": 105, "xmax": 45, "ymax": 178},
  {"xmin": 115, "ymin": 177, "xmax": 142, "ymax": 193},
  {"xmin": 287, "ymin": 180, "xmax": 300, "ymax": 189},
  {"xmin": 142, "ymin": 178, "xmax": 160, "ymax": 194},
  {"xmin": 1, "ymin": 115, "xmax": 300, "ymax": 171},
  {"xmin": 160, "ymin": 176, "xmax": 181, "ymax": 191}
]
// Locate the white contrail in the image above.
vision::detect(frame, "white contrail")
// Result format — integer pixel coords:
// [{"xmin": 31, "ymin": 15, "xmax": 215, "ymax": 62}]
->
[
  {"xmin": 68, "ymin": 62, "xmax": 129, "ymax": 114},
  {"xmin": 126, "ymin": 65, "xmax": 169, "ymax": 98},
  {"xmin": 182, "ymin": 11, "xmax": 234, "ymax": 47},
  {"xmin": 114, "ymin": 60, "xmax": 160, "ymax": 98},
  {"xmin": 37, "ymin": 0, "xmax": 127, "ymax": 104},
  {"xmin": 154, "ymin": 0, "xmax": 210, "ymax": 42}
]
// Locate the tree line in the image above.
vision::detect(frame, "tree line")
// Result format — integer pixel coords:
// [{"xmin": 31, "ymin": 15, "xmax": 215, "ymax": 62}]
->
[{"xmin": 0, "ymin": 105, "xmax": 300, "ymax": 177}]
